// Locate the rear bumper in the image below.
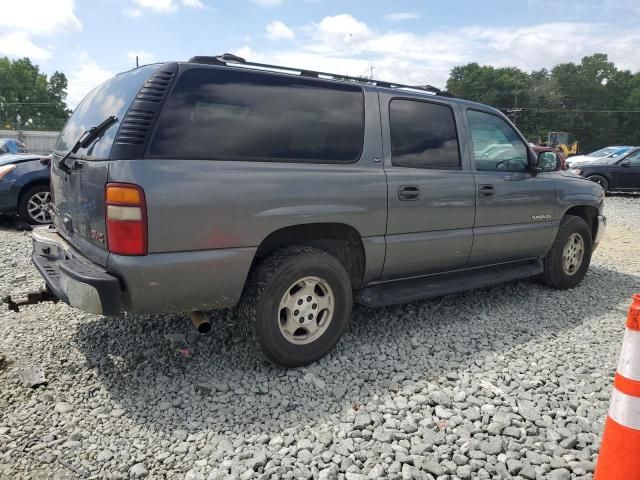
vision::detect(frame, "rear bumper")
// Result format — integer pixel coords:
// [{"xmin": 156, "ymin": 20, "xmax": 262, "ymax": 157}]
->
[
  {"xmin": 32, "ymin": 226, "xmax": 256, "ymax": 315},
  {"xmin": 594, "ymin": 214, "xmax": 606, "ymax": 249},
  {"xmin": 32, "ymin": 226, "xmax": 122, "ymax": 316}
]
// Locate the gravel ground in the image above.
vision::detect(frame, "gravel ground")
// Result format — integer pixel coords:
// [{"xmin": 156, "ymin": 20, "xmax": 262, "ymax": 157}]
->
[{"xmin": 1, "ymin": 195, "xmax": 639, "ymax": 480}]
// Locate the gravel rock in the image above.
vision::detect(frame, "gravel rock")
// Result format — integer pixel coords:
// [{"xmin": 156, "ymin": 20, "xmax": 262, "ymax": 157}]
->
[
  {"xmin": 0, "ymin": 197, "xmax": 636, "ymax": 478},
  {"xmin": 549, "ymin": 468, "xmax": 571, "ymax": 480},
  {"xmin": 128, "ymin": 463, "xmax": 148, "ymax": 478},
  {"xmin": 480, "ymin": 438, "xmax": 503, "ymax": 456},
  {"xmin": 54, "ymin": 402, "xmax": 73, "ymax": 413}
]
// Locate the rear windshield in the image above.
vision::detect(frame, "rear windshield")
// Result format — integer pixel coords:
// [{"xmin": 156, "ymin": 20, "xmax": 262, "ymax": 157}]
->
[
  {"xmin": 149, "ymin": 67, "xmax": 365, "ymax": 163},
  {"xmin": 55, "ymin": 65, "xmax": 158, "ymax": 159}
]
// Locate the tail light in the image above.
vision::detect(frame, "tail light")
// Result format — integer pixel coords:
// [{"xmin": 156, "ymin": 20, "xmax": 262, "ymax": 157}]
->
[{"xmin": 105, "ymin": 183, "xmax": 147, "ymax": 255}]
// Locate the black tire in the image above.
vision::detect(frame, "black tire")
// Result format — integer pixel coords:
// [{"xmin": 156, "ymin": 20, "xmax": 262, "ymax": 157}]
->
[
  {"xmin": 539, "ymin": 215, "xmax": 593, "ymax": 289},
  {"xmin": 18, "ymin": 185, "xmax": 52, "ymax": 225},
  {"xmin": 238, "ymin": 246, "xmax": 353, "ymax": 367},
  {"xmin": 587, "ymin": 175, "xmax": 609, "ymax": 193}
]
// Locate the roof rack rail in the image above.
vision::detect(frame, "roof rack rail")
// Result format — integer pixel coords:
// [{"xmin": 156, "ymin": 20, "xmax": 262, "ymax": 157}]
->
[{"xmin": 187, "ymin": 54, "xmax": 455, "ymax": 97}]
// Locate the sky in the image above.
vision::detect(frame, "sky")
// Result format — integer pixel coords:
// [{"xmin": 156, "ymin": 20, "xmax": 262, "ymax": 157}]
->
[{"xmin": 1, "ymin": 0, "xmax": 640, "ymax": 108}]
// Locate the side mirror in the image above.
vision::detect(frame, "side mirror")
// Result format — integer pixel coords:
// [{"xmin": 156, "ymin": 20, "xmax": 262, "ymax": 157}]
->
[
  {"xmin": 620, "ymin": 159, "xmax": 631, "ymax": 167},
  {"xmin": 536, "ymin": 151, "xmax": 559, "ymax": 172}
]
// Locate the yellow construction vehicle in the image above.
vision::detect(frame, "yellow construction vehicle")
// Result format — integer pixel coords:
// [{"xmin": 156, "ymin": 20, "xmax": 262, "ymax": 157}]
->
[{"xmin": 547, "ymin": 132, "xmax": 579, "ymax": 156}]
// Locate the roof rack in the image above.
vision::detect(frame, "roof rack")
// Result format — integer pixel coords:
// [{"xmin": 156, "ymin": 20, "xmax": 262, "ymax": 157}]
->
[{"xmin": 187, "ymin": 54, "xmax": 455, "ymax": 98}]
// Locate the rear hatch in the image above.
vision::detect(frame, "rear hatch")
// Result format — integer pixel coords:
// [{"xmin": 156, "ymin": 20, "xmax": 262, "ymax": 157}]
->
[{"xmin": 51, "ymin": 65, "xmax": 160, "ymax": 266}]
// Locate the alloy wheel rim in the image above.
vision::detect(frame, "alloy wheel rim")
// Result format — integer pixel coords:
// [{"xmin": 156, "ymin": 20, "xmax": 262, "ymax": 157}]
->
[
  {"xmin": 562, "ymin": 232, "xmax": 585, "ymax": 276},
  {"xmin": 27, "ymin": 192, "xmax": 52, "ymax": 224},
  {"xmin": 278, "ymin": 276, "xmax": 334, "ymax": 345}
]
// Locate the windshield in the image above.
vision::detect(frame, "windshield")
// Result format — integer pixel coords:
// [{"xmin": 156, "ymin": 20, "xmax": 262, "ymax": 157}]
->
[
  {"xmin": 54, "ymin": 64, "xmax": 158, "ymax": 159},
  {"xmin": 587, "ymin": 147, "xmax": 618, "ymax": 158}
]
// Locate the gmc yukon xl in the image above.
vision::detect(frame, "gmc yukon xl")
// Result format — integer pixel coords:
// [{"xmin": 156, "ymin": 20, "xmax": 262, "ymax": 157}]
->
[{"xmin": 23, "ymin": 55, "xmax": 606, "ymax": 366}]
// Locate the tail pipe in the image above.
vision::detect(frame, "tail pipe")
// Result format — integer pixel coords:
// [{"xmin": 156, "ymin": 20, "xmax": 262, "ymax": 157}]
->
[{"xmin": 190, "ymin": 311, "xmax": 211, "ymax": 334}]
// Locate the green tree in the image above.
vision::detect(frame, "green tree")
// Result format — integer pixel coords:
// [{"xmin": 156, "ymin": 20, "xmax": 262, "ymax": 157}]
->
[
  {"xmin": 446, "ymin": 54, "xmax": 640, "ymax": 153},
  {"xmin": 0, "ymin": 57, "xmax": 70, "ymax": 131}
]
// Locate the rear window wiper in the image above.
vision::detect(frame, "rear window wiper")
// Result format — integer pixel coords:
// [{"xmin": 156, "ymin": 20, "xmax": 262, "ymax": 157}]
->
[{"xmin": 57, "ymin": 115, "xmax": 118, "ymax": 173}]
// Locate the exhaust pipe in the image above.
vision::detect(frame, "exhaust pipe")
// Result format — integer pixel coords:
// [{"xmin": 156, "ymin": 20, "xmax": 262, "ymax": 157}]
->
[{"xmin": 190, "ymin": 311, "xmax": 211, "ymax": 333}]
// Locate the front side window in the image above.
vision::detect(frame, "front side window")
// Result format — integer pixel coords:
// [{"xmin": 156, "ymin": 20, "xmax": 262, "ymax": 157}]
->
[
  {"xmin": 390, "ymin": 99, "xmax": 460, "ymax": 169},
  {"xmin": 150, "ymin": 68, "xmax": 364, "ymax": 163},
  {"xmin": 625, "ymin": 150, "xmax": 640, "ymax": 166},
  {"xmin": 467, "ymin": 110, "xmax": 529, "ymax": 172}
]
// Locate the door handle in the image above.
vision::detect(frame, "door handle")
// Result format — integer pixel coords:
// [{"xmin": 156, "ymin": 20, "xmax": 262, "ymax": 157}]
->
[
  {"xmin": 398, "ymin": 185, "xmax": 420, "ymax": 201},
  {"xmin": 478, "ymin": 184, "xmax": 495, "ymax": 197}
]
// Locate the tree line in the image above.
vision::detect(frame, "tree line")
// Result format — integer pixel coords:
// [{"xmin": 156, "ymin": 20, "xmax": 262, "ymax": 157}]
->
[
  {"xmin": 0, "ymin": 57, "xmax": 70, "ymax": 132},
  {"xmin": 446, "ymin": 54, "xmax": 640, "ymax": 153}
]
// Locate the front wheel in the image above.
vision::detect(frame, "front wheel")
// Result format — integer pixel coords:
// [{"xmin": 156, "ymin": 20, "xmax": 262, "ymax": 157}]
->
[
  {"xmin": 539, "ymin": 215, "xmax": 593, "ymax": 289},
  {"xmin": 18, "ymin": 185, "xmax": 52, "ymax": 225},
  {"xmin": 587, "ymin": 175, "xmax": 609, "ymax": 193},
  {"xmin": 239, "ymin": 246, "xmax": 352, "ymax": 367}
]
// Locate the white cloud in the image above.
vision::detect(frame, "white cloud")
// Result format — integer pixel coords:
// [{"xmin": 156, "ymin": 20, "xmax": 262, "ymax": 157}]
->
[
  {"xmin": 132, "ymin": 0, "xmax": 176, "ymax": 12},
  {"xmin": 0, "ymin": 0, "xmax": 81, "ymax": 60},
  {"xmin": 131, "ymin": 0, "xmax": 206, "ymax": 13},
  {"xmin": 67, "ymin": 61, "xmax": 114, "ymax": 108},
  {"xmin": 253, "ymin": 0, "xmax": 284, "ymax": 6},
  {"xmin": 265, "ymin": 20, "xmax": 295, "ymax": 40},
  {"xmin": 127, "ymin": 50, "xmax": 158, "ymax": 65},
  {"xmin": 236, "ymin": 15, "xmax": 640, "ymax": 90},
  {"xmin": 0, "ymin": 32, "xmax": 52, "ymax": 60},
  {"xmin": 181, "ymin": 0, "xmax": 206, "ymax": 7},
  {"xmin": 0, "ymin": 0, "xmax": 81, "ymax": 35},
  {"xmin": 384, "ymin": 12, "xmax": 421, "ymax": 22}
]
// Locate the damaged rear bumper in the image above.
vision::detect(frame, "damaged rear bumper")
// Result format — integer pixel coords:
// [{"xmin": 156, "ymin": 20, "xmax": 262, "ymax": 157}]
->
[{"xmin": 31, "ymin": 226, "xmax": 122, "ymax": 316}]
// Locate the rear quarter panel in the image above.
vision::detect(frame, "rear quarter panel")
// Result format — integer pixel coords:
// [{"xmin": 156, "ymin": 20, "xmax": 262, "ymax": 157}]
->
[{"xmin": 107, "ymin": 87, "xmax": 388, "ymax": 286}]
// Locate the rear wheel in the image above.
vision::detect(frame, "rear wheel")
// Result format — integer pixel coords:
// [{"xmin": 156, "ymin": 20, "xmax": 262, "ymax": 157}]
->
[
  {"xmin": 239, "ymin": 246, "xmax": 352, "ymax": 367},
  {"xmin": 540, "ymin": 215, "xmax": 592, "ymax": 289},
  {"xmin": 587, "ymin": 175, "xmax": 609, "ymax": 193},
  {"xmin": 18, "ymin": 185, "xmax": 52, "ymax": 225}
]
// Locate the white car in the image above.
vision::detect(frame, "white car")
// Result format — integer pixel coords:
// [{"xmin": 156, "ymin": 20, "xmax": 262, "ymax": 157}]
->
[{"xmin": 566, "ymin": 146, "xmax": 633, "ymax": 168}]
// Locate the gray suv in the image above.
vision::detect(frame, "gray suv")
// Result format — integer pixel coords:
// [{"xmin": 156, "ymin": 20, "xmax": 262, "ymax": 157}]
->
[{"xmin": 26, "ymin": 55, "xmax": 606, "ymax": 367}]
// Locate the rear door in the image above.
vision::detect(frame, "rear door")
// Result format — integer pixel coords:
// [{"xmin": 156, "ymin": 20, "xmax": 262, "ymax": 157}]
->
[
  {"xmin": 612, "ymin": 150, "xmax": 640, "ymax": 190},
  {"xmin": 51, "ymin": 65, "xmax": 160, "ymax": 265},
  {"xmin": 381, "ymin": 94, "xmax": 476, "ymax": 279},
  {"xmin": 465, "ymin": 109, "xmax": 556, "ymax": 266}
]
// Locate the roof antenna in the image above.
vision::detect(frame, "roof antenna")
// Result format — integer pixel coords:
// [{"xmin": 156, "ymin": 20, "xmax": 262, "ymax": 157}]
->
[{"xmin": 136, "ymin": 55, "xmax": 139, "ymax": 68}]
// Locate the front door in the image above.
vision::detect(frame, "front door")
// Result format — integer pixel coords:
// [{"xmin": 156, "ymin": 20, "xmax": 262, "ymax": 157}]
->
[
  {"xmin": 613, "ymin": 150, "xmax": 640, "ymax": 190},
  {"xmin": 381, "ymin": 95, "xmax": 476, "ymax": 280},
  {"xmin": 465, "ymin": 109, "xmax": 556, "ymax": 266}
]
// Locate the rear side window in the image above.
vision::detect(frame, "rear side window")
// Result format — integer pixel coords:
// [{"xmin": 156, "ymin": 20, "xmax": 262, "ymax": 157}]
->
[
  {"xmin": 150, "ymin": 68, "xmax": 364, "ymax": 163},
  {"xmin": 390, "ymin": 99, "xmax": 460, "ymax": 169},
  {"xmin": 55, "ymin": 65, "xmax": 158, "ymax": 159}
]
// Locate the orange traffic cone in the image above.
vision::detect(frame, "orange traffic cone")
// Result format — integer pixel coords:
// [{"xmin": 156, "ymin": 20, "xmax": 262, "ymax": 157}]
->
[{"xmin": 594, "ymin": 294, "xmax": 640, "ymax": 480}]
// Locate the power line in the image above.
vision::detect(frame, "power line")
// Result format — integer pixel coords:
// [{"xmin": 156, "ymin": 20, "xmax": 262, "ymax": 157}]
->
[
  {"xmin": 1, "ymin": 102, "xmax": 54, "ymax": 106},
  {"xmin": 498, "ymin": 107, "xmax": 640, "ymax": 113}
]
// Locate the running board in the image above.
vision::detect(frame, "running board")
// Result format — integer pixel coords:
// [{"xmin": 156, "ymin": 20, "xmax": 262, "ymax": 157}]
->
[{"xmin": 355, "ymin": 259, "xmax": 543, "ymax": 308}]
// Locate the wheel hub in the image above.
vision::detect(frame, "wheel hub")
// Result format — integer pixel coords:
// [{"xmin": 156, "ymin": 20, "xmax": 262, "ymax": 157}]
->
[
  {"xmin": 562, "ymin": 232, "xmax": 585, "ymax": 276},
  {"xmin": 278, "ymin": 276, "xmax": 334, "ymax": 345},
  {"xmin": 27, "ymin": 192, "xmax": 52, "ymax": 224}
]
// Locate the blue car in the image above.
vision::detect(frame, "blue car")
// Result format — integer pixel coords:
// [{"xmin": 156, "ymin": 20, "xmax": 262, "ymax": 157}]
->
[{"xmin": 0, "ymin": 153, "xmax": 51, "ymax": 224}]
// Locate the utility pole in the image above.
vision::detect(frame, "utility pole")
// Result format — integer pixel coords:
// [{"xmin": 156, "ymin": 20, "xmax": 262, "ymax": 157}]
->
[
  {"xmin": 369, "ymin": 65, "xmax": 374, "ymax": 79},
  {"xmin": 136, "ymin": 55, "xmax": 139, "ymax": 68},
  {"xmin": 507, "ymin": 83, "xmax": 522, "ymax": 125}
]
